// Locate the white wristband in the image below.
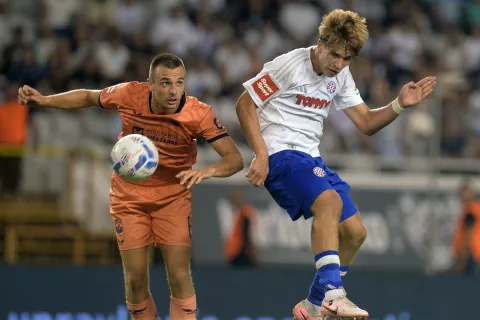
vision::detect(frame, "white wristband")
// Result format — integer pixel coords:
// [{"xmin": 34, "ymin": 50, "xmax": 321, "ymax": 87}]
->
[{"xmin": 391, "ymin": 97, "xmax": 404, "ymax": 115}]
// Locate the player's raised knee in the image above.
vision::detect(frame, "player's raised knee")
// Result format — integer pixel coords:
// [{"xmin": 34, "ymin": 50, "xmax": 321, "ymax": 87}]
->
[{"xmin": 311, "ymin": 189, "xmax": 343, "ymax": 218}]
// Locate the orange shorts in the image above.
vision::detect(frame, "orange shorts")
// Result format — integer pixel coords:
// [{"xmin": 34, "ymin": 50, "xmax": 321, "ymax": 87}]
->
[{"xmin": 109, "ymin": 176, "xmax": 192, "ymax": 250}]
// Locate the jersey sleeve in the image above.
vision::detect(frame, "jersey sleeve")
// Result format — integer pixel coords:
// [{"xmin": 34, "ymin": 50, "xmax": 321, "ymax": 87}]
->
[
  {"xmin": 197, "ymin": 107, "xmax": 229, "ymax": 143},
  {"xmin": 98, "ymin": 82, "xmax": 130, "ymax": 109},
  {"xmin": 242, "ymin": 51, "xmax": 300, "ymax": 108},
  {"xmin": 332, "ymin": 68, "xmax": 364, "ymax": 111}
]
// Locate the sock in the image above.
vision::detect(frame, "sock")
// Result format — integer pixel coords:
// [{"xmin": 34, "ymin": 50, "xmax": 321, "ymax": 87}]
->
[
  {"xmin": 127, "ymin": 295, "xmax": 158, "ymax": 319},
  {"xmin": 170, "ymin": 294, "xmax": 197, "ymax": 320},
  {"xmin": 306, "ymin": 250, "xmax": 343, "ymax": 306},
  {"xmin": 340, "ymin": 265, "xmax": 349, "ymax": 277}
]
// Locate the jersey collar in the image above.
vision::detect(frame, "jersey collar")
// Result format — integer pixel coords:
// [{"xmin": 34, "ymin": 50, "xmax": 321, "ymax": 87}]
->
[{"xmin": 175, "ymin": 92, "xmax": 187, "ymax": 113}]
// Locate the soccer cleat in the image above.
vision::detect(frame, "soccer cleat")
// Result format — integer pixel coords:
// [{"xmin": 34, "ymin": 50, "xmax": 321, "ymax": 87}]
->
[
  {"xmin": 293, "ymin": 300, "xmax": 324, "ymax": 320},
  {"xmin": 321, "ymin": 292, "xmax": 368, "ymax": 319}
]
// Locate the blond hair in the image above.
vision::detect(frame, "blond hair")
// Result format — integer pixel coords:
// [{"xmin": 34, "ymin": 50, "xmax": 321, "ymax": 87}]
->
[{"xmin": 318, "ymin": 9, "xmax": 368, "ymax": 57}]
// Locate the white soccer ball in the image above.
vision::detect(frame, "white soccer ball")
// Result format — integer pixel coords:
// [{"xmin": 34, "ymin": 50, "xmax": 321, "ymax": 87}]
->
[{"xmin": 110, "ymin": 134, "xmax": 159, "ymax": 182}]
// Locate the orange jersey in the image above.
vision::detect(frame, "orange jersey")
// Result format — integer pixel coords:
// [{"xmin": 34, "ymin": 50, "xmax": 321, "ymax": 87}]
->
[{"xmin": 99, "ymin": 81, "xmax": 228, "ymax": 185}]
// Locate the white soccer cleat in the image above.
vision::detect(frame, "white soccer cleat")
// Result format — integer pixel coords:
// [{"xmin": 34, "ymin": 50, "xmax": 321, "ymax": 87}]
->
[{"xmin": 320, "ymin": 288, "xmax": 368, "ymax": 319}]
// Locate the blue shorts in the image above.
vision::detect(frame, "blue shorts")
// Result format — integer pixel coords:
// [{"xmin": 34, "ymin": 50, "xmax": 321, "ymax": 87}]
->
[{"xmin": 264, "ymin": 150, "xmax": 358, "ymax": 222}]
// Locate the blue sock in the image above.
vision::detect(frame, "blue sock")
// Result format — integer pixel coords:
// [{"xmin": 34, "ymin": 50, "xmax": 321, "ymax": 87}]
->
[
  {"xmin": 306, "ymin": 250, "xmax": 343, "ymax": 306},
  {"xmin": 340, "ymin": 265, "xmax": 349, "ymax": 277}
]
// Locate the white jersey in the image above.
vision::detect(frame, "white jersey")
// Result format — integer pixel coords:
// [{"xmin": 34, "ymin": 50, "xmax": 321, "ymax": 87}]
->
[{"xmin": 243, "ymin": 47, "xmax": 363, "ymax": 157}]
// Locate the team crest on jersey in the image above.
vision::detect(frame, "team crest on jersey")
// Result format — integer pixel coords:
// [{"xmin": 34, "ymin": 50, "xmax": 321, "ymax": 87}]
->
[
  {"xmin": 115, "ymin": 218, "xmax": 123, "ymax": 235},
  {"xmin": 327, "ymin": 81, "xmax": 336, "ymax": 94},
  {"xmin": 214, "ymin": 117, "xmax": 224, "ymax": 130},
  {"xmin": 132, "ymin": 126, "xmax": 144, "ymax": 135},
  {"xmin": 313, "ymin": 167, "xmax": 326, "ymax": 177}
]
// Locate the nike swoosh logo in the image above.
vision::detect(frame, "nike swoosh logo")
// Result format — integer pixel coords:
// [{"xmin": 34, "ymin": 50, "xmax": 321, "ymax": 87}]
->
[
  {"xmin": 323, "ymin": 305, "xmax": 338, "ymax": 315},
  {"xmin": 299, "ymin": 310, "xmax": 308, "ymax": 320}
]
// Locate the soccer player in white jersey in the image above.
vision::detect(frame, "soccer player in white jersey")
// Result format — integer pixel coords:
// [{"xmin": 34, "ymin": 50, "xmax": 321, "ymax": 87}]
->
[{"xmin": 236, "ymin": 9, "xmax": 436, "ymax": 320}]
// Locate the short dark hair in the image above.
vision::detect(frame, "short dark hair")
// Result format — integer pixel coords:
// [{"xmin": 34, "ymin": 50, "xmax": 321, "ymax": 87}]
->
[{"xmin": 149, "ymin": 53, "xmax": 185, "ymax": 79}]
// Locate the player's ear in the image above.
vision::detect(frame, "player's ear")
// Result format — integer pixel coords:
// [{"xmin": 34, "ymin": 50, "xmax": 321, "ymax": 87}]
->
[{"xmin": 317, "ymin": 39, "xmax": 324, "ymax": 52}]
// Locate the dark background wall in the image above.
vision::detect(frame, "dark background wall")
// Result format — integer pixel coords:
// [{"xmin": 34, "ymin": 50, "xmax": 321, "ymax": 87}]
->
[{"xmin": 3, "ymin": 264, "xmax": 479, "ymax": 320}]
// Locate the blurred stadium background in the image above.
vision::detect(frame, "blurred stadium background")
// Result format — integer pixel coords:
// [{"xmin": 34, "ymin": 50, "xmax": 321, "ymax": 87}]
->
[{"xmin": 1, "ymin": 0, "xmax": 480, "ymax": 319}]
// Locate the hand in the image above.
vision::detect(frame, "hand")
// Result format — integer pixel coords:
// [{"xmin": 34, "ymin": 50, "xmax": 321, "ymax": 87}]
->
[
  {"xmin": 398, "ymin": 76, "xmax": 437, "ymax": 109},
  {"xmin": 246, "ymin": 154, "xmax": 269, "ymax": 187},
  {"xmin": 17, "ymin": 85, "xmax": 47, "ymax": 107},
  {"xmin": 176, "ymin": 167, "xmax": 216, "ymax": 189}
]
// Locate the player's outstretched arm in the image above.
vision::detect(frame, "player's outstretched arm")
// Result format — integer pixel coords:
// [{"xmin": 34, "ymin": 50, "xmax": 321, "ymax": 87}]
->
[
  {"xmin": 207, "ymin": 136, "xmax": 244, "ymax": 177},
  {"xmin": 344, "ymin": 76, "xmax": 437, "ymax": 136},
  {"xmin": 176, "ymin": 136, "xmax": 244, "ymax": 189},
  {"xmin": 236, "ymin": 90, "xmax": 269, "ymax": 187},
  {"xmin": 17, "ymin": 85, "xmax": 101, "ymax": 109}
]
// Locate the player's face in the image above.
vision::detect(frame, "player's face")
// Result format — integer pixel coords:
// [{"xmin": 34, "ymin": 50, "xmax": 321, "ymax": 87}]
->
[
  {"xmin": 316, "ymin": 42, "xmax": 353, "ymax": 77},
  {"xmin": 149, "ymin": 66, "xmax": 186, "ymax": 114}
]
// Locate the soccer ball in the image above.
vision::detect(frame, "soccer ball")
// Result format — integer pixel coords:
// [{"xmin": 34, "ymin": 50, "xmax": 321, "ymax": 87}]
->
[{"xmin": 110, "ymin": 134, "xmax": 159, "ymax": 182}]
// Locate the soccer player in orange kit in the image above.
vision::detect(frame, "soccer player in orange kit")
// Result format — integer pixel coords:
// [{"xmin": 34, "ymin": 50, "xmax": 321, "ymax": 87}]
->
[{"xmin": 17, "ymin": 53, "xmax": 244, "ymax": 320}]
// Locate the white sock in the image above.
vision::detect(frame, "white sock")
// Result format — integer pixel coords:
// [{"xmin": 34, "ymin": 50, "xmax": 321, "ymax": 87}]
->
[
  {"xmin": 324, "ymin": 287, "xmax": 346, "ymax": 301},
  {"xmin": 304, "ymin": 299, "xmax": 322, "ymax": 316}
]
